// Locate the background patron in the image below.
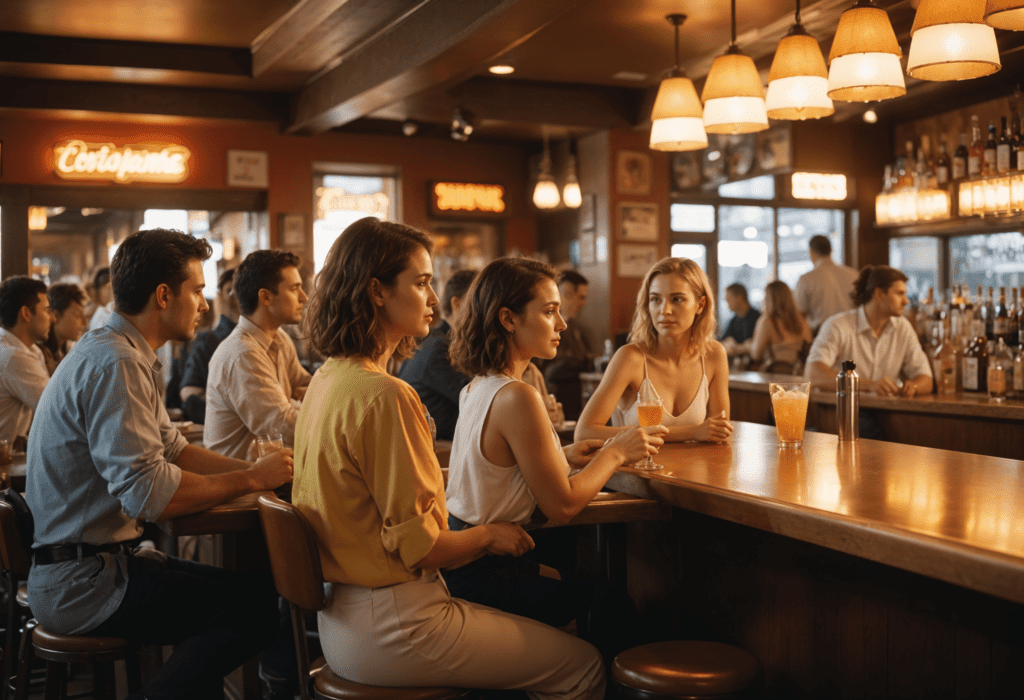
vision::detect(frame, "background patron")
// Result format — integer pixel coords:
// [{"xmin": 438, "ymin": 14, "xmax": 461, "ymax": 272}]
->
[{"xmin": 0, "ymin": 276, "xmax": 52, "ymax": 444}]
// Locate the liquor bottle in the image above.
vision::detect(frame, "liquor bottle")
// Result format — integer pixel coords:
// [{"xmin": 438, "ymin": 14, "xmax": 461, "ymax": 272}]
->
[
  {"xmin": 905, "ymin": 140, "xmax": 916, "ymax": 178},
  {"xmin": 953, "ymin": 133, "xmax": 969, "ymax": 181},
  {"xmin": 1014, "ymin": 342, "xmax": 1024, "ymax": 395},
  {"xmin": 962, "ymin": 332, "xmax": 988, "ymax": 392},
  {"xmin": 1009, "ymin": 288, "xmax": 1020, "ymax": 349},
  {"xmin": 968, "ymin": 116, "xmax": 984, "ymax": 177},
  {"xmin": 984, "ymin": 286, "xmax": 995, "ymax": 341},
  {"xmin": 997, "ymin": 116, "xmax": 1012, "ymax": 174},
  {"xmin": 987, "ymin": 338, "xmax": 1012, "ymax": 402},
  {"xmin": 993, "ymin": 287, "xmax": 1012, "ymax": 345},
  {"xmin": 984, "ymin": 121, "xmax": 998, "ymax": 175},
  {"xmin": 915, "ymin": 147, "xmax": 927, "ymax": 189},
  {"xmin": 974, "ymin": 285, "xmax": 985, "ymax": 339},
  {"xmin": 931, "ymin": 323, "xmax": 958, "ymax": 395},
  {"xmin": 935, "ymin": 138, "xmax": 951, "ymax": 187},
  {"xmin": 882, "ymin": 164, "xmax": 893, "ymax": 193}
]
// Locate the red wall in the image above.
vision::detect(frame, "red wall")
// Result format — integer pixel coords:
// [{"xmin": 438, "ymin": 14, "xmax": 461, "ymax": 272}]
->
[{"xmin": 0, "ymin": 113, "xmax": 537, "ymax": 253}]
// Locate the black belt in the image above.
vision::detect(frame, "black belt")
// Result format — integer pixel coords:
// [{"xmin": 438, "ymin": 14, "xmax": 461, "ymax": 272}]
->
[{"xmin": 32, "ymin": 542, "xmax": 128, "ymax": 566}]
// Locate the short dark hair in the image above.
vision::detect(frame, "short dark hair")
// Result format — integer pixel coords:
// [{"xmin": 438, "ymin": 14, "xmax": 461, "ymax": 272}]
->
[
  {"xmin": 234, "ymin": 250, "xmax": 301, "ymax": 316},
  {"xmin": 217, "ymin": 267, "xmax": 235, "ymax": 291},
  {"xmin": 851, "ymin": 265, "xmax": 908, "ymax": 306},
  {"xmin": 47, "ymin": 283, "xmax": 87, "ymax": 314},
  {"xmin": 449, "ymin": 257, "xmax": 558, "ymax": 377},
  {"xmin": 305, "ymin": 217, "xmax": 433, "ymax": 361},
  {"xmin": 442, "ymin": 270, "xmax": 477, "ymax": 318},
  {"xmin": 0, "ymin": 276, "xmax": 47, "ymax": 328},
  {"xmin": 809, "ymin": 235, "xmax": 832, "ymax": 256},
  {"xmin": 111, "ymin": 229, "xmax": 213, "ymax": 315},
  {"xmin": 558, "ymin": 270, "xmax": 589, "ymax": 290},
  {"xmin": 725, "ymin": 283, "xmax": 749, "ymax": 303},
  {"xmin": 92, "ymin": 267, "xmax": 111, "ymax": 293}
]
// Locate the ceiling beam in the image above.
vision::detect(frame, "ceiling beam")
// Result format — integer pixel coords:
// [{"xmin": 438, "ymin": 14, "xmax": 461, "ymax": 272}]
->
[
  {"xmin": 0, "ymin": 77, "xmax": 287, "ymax": 122},
  {"xmin": 0, "ymin": 31, "xmax": 251, "ymax": 76},
  {"xmin": 287, "ymin": 0, "xmax": 586, "ymax": 135}
]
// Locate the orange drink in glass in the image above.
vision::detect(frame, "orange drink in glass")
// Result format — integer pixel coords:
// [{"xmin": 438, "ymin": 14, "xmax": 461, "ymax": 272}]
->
[
  {"xmin": 634, "ymin": 401, "xmax": 663, "ymax": 470},
  {"xmin": 769, "ymin": 382, "xmax": 810, "ymax": 448}
]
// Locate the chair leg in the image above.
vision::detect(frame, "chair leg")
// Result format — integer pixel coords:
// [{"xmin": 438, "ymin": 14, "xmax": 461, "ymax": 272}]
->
[
  {"xmin": 12, "ymin": 619, "xmax": 35, "ymax": 700},
  {"xmin": 2, "ymin": 574, "xmax": 19, "ymax": 700},
  {"xmin": 42, "ymin": 660, "xmax": 63, "ymax": 700},
  {"xmin": 124, "ymin": 653, "xmax": 142, "ymax": 695}
]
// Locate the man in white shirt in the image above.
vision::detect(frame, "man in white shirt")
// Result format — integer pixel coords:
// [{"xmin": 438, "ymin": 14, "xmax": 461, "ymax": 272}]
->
[
  {"xmin": 805, "ymin": 265, "xmax": 933, "ymax": 398},
  {"xmin": 0, "ymin": 276, "xmax": 53, "ymax": 443},
  {"xmin": 205, "ymin": 250, "xmax": 311, "ymax": 459},
  {"xmin": 794, "ymin": 235, "xmax": 859, "ymax": 333}
]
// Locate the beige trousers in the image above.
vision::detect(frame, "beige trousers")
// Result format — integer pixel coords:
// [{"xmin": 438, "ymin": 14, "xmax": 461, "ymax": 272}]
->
[{"xmin": 318, "ymin": 571, "xmax": 605, "ymax": 700}]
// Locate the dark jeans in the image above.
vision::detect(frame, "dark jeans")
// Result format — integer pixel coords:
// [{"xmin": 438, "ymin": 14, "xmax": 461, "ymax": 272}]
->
[
  {"xmin": 87, "ymin": 552, "xmax": 279, "ymax": 700},
  {"xmin": 445, "ymin": 515, "xmax": 637, "ymax": 665}
]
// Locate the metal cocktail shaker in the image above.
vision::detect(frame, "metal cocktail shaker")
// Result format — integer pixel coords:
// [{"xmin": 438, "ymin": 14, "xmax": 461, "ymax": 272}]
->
[{"xmin": 837, "ymin": 361, "xmax": 859, "ymax": 441}]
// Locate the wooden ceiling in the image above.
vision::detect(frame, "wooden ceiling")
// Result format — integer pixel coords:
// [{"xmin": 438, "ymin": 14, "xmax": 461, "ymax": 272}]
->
[{"xmin": 2, "ymin": 0, "xmax": 1024, "ymax": 142}]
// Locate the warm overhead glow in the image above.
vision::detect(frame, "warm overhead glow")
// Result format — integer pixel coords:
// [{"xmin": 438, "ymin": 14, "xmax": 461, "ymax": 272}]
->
[
  {"xmin": 985, "ymin": 0, "xmax": 1024, "ymax": 29},
  {"xmin": 791, "ymin": 172, "xmax": 848, "ymax": 200},
  {"xmin": 827, "ymin": 2, "xmax": 906, "ymax": 102},
  {"xmin": 766, "ymin": 30, "xmax": 834, "ymax": 120},
  {"xmin": 28, "ymin": 207, "xmax": 47, "ymax": 231},
  {"xmin": 562, "ymin": 154, "xmax": 582, "ymax": 208},
  {"xmin": 702, "ymin": 52, "xmax": 769, "ymax": 134},
  {"xmin": 650, "ymin": 76, "xmax": 708, "ymax": 151},
  {"xmin": 533, "ymin": 178, "xmax": 561, "ymax": 209},
  {"xmin": 52, "ymin": 139, "xmax": 191, "ymax": 184},
  {"xmin": 863, "ymin": 109, "xmax": 878, "ymax": 123},
  {"xmin": 907, "ymin": 0, "xmax": 1000, "ymax": 80},
  {"xmin": 488, "ymin": 64, "xmax": 515, "ymax": 75}
]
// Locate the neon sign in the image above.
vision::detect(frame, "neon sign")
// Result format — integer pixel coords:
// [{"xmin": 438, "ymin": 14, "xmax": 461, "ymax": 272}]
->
[
  {"xmin": 432, "ymin": 182, "xmax": 506, "ymax": 214},
  {"xmin": 53, "ymin": 140, "xmax": 191, "ymax": 184},
  {"xmin": 791, "ymin": 172, "xmax": 847, "ymax": 201}
]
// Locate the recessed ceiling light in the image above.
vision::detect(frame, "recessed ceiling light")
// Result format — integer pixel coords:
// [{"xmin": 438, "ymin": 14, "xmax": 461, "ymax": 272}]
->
[
  {"xmin": 863, "ymin": 109, "xmax": 878, "ymax": 124},
  {"xmin": 612, "ymin": 71, "xmax": 648, "ymax": 82},
  {"xmin": 489, "ymin": 64, "xmax": 515, "ymax": 75}
]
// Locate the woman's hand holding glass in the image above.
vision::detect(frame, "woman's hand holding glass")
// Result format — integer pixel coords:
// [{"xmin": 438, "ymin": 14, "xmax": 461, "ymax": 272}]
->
[
  {"xmin": 693, "ymin": 410, "xmax": 733, "ymax": 443},
  {"xmin": 604, "ymin": 424, "xmax": 667, "ymax": 467}
]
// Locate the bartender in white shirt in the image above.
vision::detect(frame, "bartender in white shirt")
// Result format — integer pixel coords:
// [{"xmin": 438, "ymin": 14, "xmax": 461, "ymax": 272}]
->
[
  {"xmin": 204, "ymin": 250, "xmax": 311, "ymax": 460},
  {"xmin": 0, "ymin": 276, "xmax": 53, "ymax": 443},
  {"xmin": 805, "ymin": 265, "xmax": 933, "ymax": 397}
]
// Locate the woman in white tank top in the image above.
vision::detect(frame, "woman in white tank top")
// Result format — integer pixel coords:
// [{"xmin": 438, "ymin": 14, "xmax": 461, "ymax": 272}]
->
[
  {"xmin": 577, "ymin": 257, "xmax": 733, "ymax": 444},
  {"xmin": 444, "ymin": 258, "xmax": 665, "ymax": 660}
]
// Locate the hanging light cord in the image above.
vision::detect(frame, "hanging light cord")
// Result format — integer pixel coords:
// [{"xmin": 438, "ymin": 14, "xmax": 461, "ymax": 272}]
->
[
  {"xmin": 730, "ymin": 0, "xmax": 737, "ymax": 48},
  {"xmin": 795, "ymin": 0, "xmax": 801, "ymax": 25},
  {"xmin": 674, "ymin": 17, "xmax": 680, "ymax": 70}
]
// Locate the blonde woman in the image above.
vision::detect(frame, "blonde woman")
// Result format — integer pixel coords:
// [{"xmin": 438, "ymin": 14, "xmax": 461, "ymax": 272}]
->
[
  {"xmin": 576, "ymin": 257, "xmax": 733, "ymax": 444},
  {"xmin": 749, "ymin": 280, "xmax": 813, "ymax": 374}
]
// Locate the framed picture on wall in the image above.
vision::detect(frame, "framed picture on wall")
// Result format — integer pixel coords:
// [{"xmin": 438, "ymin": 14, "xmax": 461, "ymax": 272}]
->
[
  {"xmin": 280, "ymin": 213, "xmax": 306, "ymax": 248},
  {"xmin": 616, "ymin": 150, "xmax": 652, "ymax": 195},
  {"xmin": 580, "ymin": 193, "xmax": 597, "ymax": 231},
  {"xmin": 619, "ymin": 202, "xmax": 658, "ymax": 241},
  {"xmin": 617, "ymin": 243, "xmax": 659, "ymax": 278}
]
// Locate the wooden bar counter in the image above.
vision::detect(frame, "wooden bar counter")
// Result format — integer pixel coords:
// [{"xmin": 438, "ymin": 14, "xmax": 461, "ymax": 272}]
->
[
  {"xmin": 607, "ymin": 423, "xmax": 1024, "ymax": 698},
  {"xmin": 729, "ymin": 370, "xmax": 1024, "ymax": 459}
]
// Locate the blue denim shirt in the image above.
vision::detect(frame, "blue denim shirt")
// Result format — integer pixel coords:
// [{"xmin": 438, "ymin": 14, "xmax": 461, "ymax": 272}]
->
[{"xmin": 26, "ymin": 312, "xmax": 185, "ymax": 634}]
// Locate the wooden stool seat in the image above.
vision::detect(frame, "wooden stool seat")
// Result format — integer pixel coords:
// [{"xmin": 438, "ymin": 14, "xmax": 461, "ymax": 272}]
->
[
  {"xmin": 314, "ymin": 663, "xmax": 473, "ymax": 699},
  {"xmin": 612, "ymin": 641, "xmax": 760, "ymax": 699},
  {"xmin": 32, "ymin": 625, "xmax": 137, "ymax": 658}
]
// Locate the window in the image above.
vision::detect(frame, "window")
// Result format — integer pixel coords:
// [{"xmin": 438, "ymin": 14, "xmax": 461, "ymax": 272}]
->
[
  {"xmin": 670, "ymin": 203, "xmax": 715, "ymax": 232},
  {"xmin": 777, "ymin": 208, "xmax": 845, "ymax": 290},
  {"xmin": 949, "ymin": 232, "xmax": 1024, "ymax": 293},
  {"xmin": 670, "ymin": 243, "xmax": 708, "ymax": 271},
  {"xmin": 717, "ymin": 205, "xmax": 774, "ymax": 327},
  {"xmin": 718, "ymin": 175, "xmax": 775, "ymax": 200},
  {"xmin": 313, "ymin": 165, "xmax": 400, "ymax": 272}
]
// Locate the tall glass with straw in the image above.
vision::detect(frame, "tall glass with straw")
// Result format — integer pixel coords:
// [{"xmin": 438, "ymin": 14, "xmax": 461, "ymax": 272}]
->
[{"xmin": 635, "ymin": 377, "xmax": 664, "ymax": 470}]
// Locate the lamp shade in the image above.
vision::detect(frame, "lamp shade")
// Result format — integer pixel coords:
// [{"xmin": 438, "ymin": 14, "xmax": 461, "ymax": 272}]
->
[
  {"xmin": 533, "ymin": 178, "xmax": 560, "ymax": 209},
  {"xmin": 827, "ymin": 3, "xmax": 906, "ymax": 102},
  {"xmin": 650, "ymin": 75, "xmax": 709, "ymax": 150},
  {"xmin": 985, "ymin": 0, "xmax": 1024, "ymax": 29},
  {"xmin": 766, "ymin": 32, "xmax": 835, "ymax": 120},
  {"xmin": 702, "ymin": 52, "xmax": 769, "ymax": 134},
  {"xmin": 907, "ymin": 0, "xmax": 1000, "ymax": 80}
]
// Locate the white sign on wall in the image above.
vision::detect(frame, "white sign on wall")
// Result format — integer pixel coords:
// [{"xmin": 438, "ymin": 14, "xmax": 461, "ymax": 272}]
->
[{"xmin": 227, "ymin": 150, "xmax": 269, "ymax": 188}]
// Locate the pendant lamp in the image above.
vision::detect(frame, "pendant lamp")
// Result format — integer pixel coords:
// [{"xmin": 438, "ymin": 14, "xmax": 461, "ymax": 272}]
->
[
  {"xmin": 649, "ymin": 14, "xmax": 708, "ymax": 151},
  {"xmin": 562, "ymin": 150, "xmax": 582, "ymax": 209},
  {"xmin": 533, "ymin": 132, "xmax": 561, "ymax": 210},
  {"xmin": 702, "ymin": 0, "xmax": 769, "ymax": 134},
  {"xmin": 907, "ymin": 0, "xmax": 1000, "ymax": 80},
  {"xmin": 827, "ymin": 0, "xmax": 905, "ymax": 102},
  {"xmin": 765, "ymin": 0, "xmax": 834, "ymax": 120},
  {"xmin": 986, "ymin": 0, "xmax": 1024, "ymax": 30}
]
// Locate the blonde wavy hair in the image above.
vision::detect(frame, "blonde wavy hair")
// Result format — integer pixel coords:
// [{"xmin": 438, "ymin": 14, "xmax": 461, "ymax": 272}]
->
[{"xmin": 628, "ymin": 257, "xmax": 716, "ymax": 356}]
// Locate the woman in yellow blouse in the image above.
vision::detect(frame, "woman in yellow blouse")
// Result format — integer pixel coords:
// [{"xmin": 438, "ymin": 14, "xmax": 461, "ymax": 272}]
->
[{"xmin": 292, "ymin": 217, "xmax": 605, "ymax": 699}]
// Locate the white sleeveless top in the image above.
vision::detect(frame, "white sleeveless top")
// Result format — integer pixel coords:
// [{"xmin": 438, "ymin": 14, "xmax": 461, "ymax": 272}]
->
[
  {"xmin": 612, "ymin": 353, "xmax": 709, "ymax": 428},
  {"xmin": 446, "ymin": 374, "xmax": 569, "ymax": 526}
]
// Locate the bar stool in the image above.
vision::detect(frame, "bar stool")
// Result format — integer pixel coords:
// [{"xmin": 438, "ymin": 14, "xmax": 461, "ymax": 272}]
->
[
  {"xmin": 612, "ymin": 640, "xmax": 760, "ymax": 700},
  {"xmin": 0, "ymin": 501, "xmax": 142, "ymax": 700},
  {"xmin": 256, "ymin": 494, "xmax": 476, "ymax": 700}
]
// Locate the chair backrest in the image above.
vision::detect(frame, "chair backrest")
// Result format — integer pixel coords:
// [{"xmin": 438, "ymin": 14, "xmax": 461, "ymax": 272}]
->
[
  {"xmin": 257, "ymin": 493, "xmax": 327, "ymax": 613},
  {"xmin": 0, "ymin": 501, "xmax": 31, "ymax": 580}
]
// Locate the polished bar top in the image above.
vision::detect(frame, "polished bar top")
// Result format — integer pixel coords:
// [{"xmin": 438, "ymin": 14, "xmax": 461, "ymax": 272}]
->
[
  {"xmin": 729, "ymin": 370, "xmax": 1024, "ymax": 420},
  {"xmin": 607, "ymin": 422, "xmax": 1024, "ymax": 605}
]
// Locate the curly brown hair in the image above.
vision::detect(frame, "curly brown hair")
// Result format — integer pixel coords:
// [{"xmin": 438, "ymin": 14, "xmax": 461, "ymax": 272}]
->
[
  {"xmin": 304, "ymin": 217, "xmax": 433, "ymax": 361},
  {"xmin": 449, "ymin": 257, "xmax": 557, "ymax": 377}
]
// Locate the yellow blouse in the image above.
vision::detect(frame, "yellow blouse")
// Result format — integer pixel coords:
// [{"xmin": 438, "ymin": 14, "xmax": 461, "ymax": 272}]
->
[{"xmin": 292, "ymin": 355, "xmax": 447, "ymax": 588}]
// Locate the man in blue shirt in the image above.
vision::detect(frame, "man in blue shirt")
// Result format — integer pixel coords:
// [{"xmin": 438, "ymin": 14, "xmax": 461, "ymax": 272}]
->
[
  {"xmin": 398, "ymin": 269, "xmax": 476, "ymax": 440},
  {"xmin": 26, "ymin": 229, "xmax": 293, "ymax": 700},
  {"xmin": 720, "ymin": 283, "xmax": 761, "ymax": 358}
]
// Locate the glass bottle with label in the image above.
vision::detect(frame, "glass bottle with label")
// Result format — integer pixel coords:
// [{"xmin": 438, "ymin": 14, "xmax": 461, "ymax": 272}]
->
[
  {"xmin": 968, "ymin": 116, "xmax": 984, "ymax": 177},
  {"xmin": 1014, "ymin": 342, "xmax": 1024, "ymax": 396},
  {"xmin": 931, "ymin": 324, "xmax": 958, "ymax": 395},
  {"xmin": 953, "ymin": 133, "xmax": 969, "ymax": 181},
  {"xmin": 962, "ymin": 332, "xmax": 988, "ymax": 392},
  {"xmin": 997, "ymin": 116, "xmax": 1012, "ymax": 174},
  {"xmin": 987, "ymin": 339, "xmax": 1012, "ymax": 402},
  {"xmin": 984, "ymin": 286, "xmax": 995, "ymax": 342},
  {"xmin": 984, "ymin": 121, "xmax": 998, "ymax": 175},
  {"xmin": 1010, "ymin": 288, "xmax": 1020, "ymax": 349},
  {"xmin": 993, "ymin": 287, "xmax": 1012, "ymax": 345},
  {"xmin": 935, "ymin": 138, "xmax": 951, "ymax": 187}
]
